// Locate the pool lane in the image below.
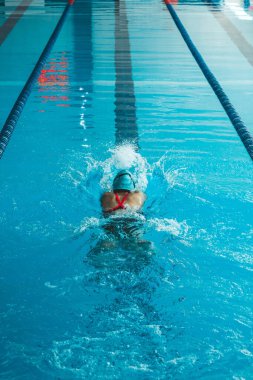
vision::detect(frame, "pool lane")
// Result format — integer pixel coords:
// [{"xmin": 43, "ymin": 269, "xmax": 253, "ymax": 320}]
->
[
  {"xmin": 163, "ymin": 0, "xmax": 253, "ymax": 160},
  {"xmin": 204, "ymin": 0, "xmax": 253, "ymax": 68},
  {"xmin": 172, "ymin": 0, "xmax": 253, "ymax": 137},
  {"xmin": 0, "ymin": 0, "xmax": 34, "ymax": 45},
  {"xmin": 0, "ymin": 1, "xmax": 70, "ymax": 131},
  {"xmin": 0, "ymin": 1, "xmax": 74, "ymax": 158},
  {"xmin": 0, "ymin": 1, "xmax": 253, "ymax": 379}
]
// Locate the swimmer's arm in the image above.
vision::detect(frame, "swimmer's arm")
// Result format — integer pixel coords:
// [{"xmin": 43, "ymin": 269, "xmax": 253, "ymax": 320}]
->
[
  {"xmin": 135, "ymin": 191, "xmax": 146, "ymax": 207},
  {"xmin": 140, "ymin": 192, "xmax": 147, "ymax": 205}
]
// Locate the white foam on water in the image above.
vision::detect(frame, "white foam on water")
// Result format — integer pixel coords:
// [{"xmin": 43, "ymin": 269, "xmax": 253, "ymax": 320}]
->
[
  {"xmin": 108, "ymin": 210, "xmax": 146, "ymax": 221},
  {"xmin": 148, "ymin": 218, "xmax": 189, "ymax": 238},
  {"xmin": 111, "ymin": 144, "xmax": 139, "ymax": 169},
  {"xmin": 240, "ymin": 349, "xmax": 253, "ymax": 357},
  {"xmin": 75, "ymin": 217, "xmax": 100, "ymax": 234},
  {"xmin": 128, "ymin": 364, "xmax": 153, "ymax": 372},
  {"xmin": 44, "ymin": 282, "xmax": 58, "ymax": 289},
  {"xmin": 100, "ymin": 143, "xmax": 149, "ymax": 191}
]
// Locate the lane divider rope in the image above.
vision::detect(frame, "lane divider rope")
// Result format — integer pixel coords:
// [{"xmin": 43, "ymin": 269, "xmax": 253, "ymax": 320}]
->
[
  {"xmin": 0, "ymin": 0, "xmax": 75, "ymax": 159},
  {"xmin": 164, "ymin": 0, "xmax": 253, "ymax": 161}
]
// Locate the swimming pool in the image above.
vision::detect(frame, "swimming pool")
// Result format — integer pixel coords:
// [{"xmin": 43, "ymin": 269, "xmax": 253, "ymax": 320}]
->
[{"xmin": 1, "ymin": 0, "xmax": 253, "ymax": 378}]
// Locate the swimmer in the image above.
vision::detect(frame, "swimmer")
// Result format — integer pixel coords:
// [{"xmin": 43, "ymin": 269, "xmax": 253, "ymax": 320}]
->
[
  {"xmin": 100, "ymin": 169, "xmax": 146, "ymax": 214},
  {"xmin": 88, "ymin": 169, "xmax": 151, "ymax": 256}
]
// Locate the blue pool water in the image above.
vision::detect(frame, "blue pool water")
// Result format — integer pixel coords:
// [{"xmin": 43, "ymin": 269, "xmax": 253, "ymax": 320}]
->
[{"xmin": 1, "ymin": 0, "xmax": 253, "ymax": 378}]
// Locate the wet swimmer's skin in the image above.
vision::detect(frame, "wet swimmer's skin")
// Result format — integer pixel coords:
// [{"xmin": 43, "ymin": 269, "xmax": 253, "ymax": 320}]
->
[{"xmin": 100, "ymin": 170, "xmax": 146, "ymax": 214}]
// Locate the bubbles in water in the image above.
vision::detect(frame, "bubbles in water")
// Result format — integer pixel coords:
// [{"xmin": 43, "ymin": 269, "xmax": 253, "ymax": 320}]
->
[{"xmin": 148, "ymin": 218, "xmax": 189, "ymax": 239}]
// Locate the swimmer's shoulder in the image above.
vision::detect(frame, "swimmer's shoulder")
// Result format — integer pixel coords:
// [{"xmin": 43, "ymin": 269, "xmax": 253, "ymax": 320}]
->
[
  {"xmin": 132, "ymin": 190, "xmax": 146, "ymax": 197},
  {"xmin": 100, "ymin": 191, "xmax": 114, "ymax": 203},
  {"xmin": 101, "ymin": 191, "xmax": 113, "ymax": 197},
  {"xmin": 129, "ymin": 191, "xmax": 146, "ymax": 203}
]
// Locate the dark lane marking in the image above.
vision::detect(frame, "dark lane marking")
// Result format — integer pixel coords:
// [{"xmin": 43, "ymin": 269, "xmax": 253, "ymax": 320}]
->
[
  {"xmin": 0, "ymin": 0, "xmax": 34, "ymax": 46},
  {"xmin": 205, "ymin": 1, "xmax": 253, "ymax": 67},
  {"xmin": 114, "ymin": 0, "xmax": 139, "ymax": 148}
]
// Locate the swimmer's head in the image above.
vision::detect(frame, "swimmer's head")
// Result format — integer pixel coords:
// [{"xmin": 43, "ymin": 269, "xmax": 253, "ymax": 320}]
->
[{"xmin": 113, "ymin": 170, "xmax": 135, "ymax": 192}]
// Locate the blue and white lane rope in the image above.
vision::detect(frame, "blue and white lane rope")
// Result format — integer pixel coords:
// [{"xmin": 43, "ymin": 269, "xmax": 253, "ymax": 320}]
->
[
  {"xmin": 0, "ymin": 0, "xmax": 75, "ymax": 159},
  {"xmin": 164, "ymin": 0, "xmax": 253, "ymax": 161}
]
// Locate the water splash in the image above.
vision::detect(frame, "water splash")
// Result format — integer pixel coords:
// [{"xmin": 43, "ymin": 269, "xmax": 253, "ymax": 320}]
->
[
  {"xmin": 148, "ymin": 218, "xmax": 189, "ymax": 238},
  {"xmin": 75, "ymin": 217, "xmax": 101, "ymax": 234},
  {"xmin": 101, "ymin": 143, "xmax": 148, "ymax": 191},
  {"xmin": 110, "ymin": 144, "xmax": 140, "ymax": 169},
  {"xmin": 150, "ymin": 152, "xmax": 187, "ymax": 191},
  {"xmin": 66, "ymin": 146, "xmax": 191, "ymax": 244}
]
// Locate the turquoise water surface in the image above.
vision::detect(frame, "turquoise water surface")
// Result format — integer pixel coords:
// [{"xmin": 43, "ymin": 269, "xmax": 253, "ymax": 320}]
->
[{"xmin": 1, "ymin": 0, "xmax": 253, "ymax": 378}]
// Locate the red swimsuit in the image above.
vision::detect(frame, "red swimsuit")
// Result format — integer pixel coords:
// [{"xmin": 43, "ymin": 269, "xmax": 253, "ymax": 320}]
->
[{"xmin": 107, "ymin": 192, "xmax": 129, "ymax": 212}]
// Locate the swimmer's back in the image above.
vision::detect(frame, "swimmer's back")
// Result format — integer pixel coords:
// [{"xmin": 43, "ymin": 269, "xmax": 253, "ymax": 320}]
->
[{"xmin": 101, "ymin": 191, "xmax": 146, "ymax": 213}]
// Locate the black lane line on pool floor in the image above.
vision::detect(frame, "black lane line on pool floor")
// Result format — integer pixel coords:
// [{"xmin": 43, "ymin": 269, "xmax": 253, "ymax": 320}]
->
[
  {"xmin": 204, "ymin": 0, "xmax": 253, "ymax": 68},
  {"xmin": 0, "ymin": 0, "xmax": 34, "ymax": 46},
  {"xmin": 114, "ymin": 0, "xmax": 139, "ymax": 148}
]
